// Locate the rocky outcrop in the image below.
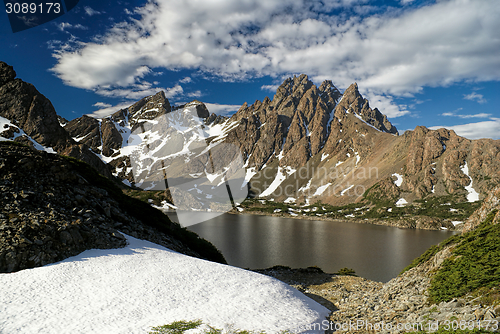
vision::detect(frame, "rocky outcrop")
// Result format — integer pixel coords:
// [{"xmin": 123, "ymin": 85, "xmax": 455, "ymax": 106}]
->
[
  {"xmin": 334, "ymin": 82, "xmax": 398, "ymax": 135},
  {"xmin": 0, "ymin": 142, "xmax": 225, "ymax": 273},
  {"xmin": 393, "ymin": 127, "xmax": 500, "ymax": 200},
  {"xmin": 0, "ymin": 61, "xmax": 113, "ymax": 178},
  {"xmin": 463, "ymin": 187, "xmax": 500, "ymax": 233}
]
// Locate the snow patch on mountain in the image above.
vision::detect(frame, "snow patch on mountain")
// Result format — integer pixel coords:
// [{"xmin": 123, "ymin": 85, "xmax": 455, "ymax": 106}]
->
[
  {"xmin": 460, "ymin": 162, "xmax": 480, "ymax": 202},
  {"xmin": 259, "ymin": 167, "xmax": 288, "ymax": 197},
  {"xmin": 0, "ymin": 116, "xmax": 56, "ymax": 154},
  {"xmin": 392, "ymin": 173, "xmax": 403, "ymax": 187},
  {"xmin": 396, "ymin": 198, "xmax": 408, "ymax": 207}
]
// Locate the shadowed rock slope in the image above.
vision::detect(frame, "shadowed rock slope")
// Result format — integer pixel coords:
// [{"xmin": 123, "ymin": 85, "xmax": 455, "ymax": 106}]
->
[{"xmin": 0, "ymin": 141, "xmax": 225, "ymax": 273}]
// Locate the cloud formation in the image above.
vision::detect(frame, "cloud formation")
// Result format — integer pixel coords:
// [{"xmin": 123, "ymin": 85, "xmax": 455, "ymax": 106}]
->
[
  {"xmin": 51, "ymin": 0, "xmax": 500, "ymax": 118},
  {"xmin": 430, "ymin": 118, "xmax": 500, "ymax": 140},
  {"xmin": 84, "ymin": 6, "xmax": 101, "ymax": 16},
  {"xmin": 441, "ymin": 111, "xmax": 492, "ymax": 119},
  {"xmin": 463, "ymin": 92, "xmax": 487, "ymax": 104},
  {"xmin": 204, "ymin": 103, "xmax": 242, "ymax": 116}
]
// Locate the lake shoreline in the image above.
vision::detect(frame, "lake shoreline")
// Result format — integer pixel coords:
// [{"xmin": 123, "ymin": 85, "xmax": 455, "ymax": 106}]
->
[{"xmin": 226, "ymin": 209, "xmax": 462, "ymax": 231}]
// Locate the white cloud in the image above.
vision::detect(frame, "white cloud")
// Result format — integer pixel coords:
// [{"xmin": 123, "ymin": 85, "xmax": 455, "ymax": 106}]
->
[
  {"xmin": 57, "ymin": 22, "xmax": 87, "ymax": 32},
  {"xmin": 261, "ymin": 84, "xmax": 279, "ymax": 92},
  {"xmin": 51, "ymin": 0, "xmax": 500, "ymax": 116},
  {"xmin": 179, "ymin": 77, "xmax": 192, "ymax": 83},
  {"xmin": 187, "ymin": 90, "xmax": 202, "ymax": 98},
  {"xmin": 84, "ymin": 6, "xmax": 101, "ymax": 16},
  {"xmin": 87, "ymin": 102, "xmax": 133, "ymax": 118},
  {"xmin": 93, "ymin": 102, "xmax": 112, "ymax": 108},
  {"xmin": 441, "ymin": 111, "xmax": 492, "ymax": 119},
  {"xmin": 204, "ymin": 103, "xmax": 242, "ymax": 116},
  {"xmin": 363, "ymin": 92, "xmax": 409, "ymax": 118},
  {"xmin": 95, "ymin": 84, "xmax": 183, "ymax": 100},
  {"xmin": 463, "ymin": 92, "xmax": 487, "ymax": 104},
  {"xmin": 430, "ymin": 119, "xmax": 500, "ymax": 140}
]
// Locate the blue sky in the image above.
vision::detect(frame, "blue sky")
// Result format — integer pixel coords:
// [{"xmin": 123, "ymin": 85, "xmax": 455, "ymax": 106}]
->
[{"xmin": 1, "ymin": 0, "xmax": 499, "ymax": 139}]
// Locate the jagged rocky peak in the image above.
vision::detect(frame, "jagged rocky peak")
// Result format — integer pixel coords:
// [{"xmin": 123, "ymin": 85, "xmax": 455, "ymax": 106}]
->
[
  {"xmin": 118, "ymin": 90, "xmax": 171, "ymax": 128},
  {"xmin": 334, "ymin": 82, "xmax": 398, "ymax": 135},
  {"xmin": 179, "ymin": 100, "xmax": 210, "ymax": 118},
  {"xmin": 0, "ymin": 61, "xmax": 16, "ymax": 86},
  {"xmin": 0, "ymin": 61, "xmax": 113, "ymax": 178}
]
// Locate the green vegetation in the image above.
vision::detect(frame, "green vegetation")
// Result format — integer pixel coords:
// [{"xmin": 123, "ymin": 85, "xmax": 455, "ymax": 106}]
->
[
  {"xmin": 124, "ymin": 189, "xmax": 168, "ymax": 207},
  {"xmin": 238, "ymin": 194, "xmax": 481, "ymax": 223},
  {"xmin": 149, "ymin": 320, "xmax": 271, "ymax": 334},
  {"xmin": 0, "ymin": 140, "xmax": 28, "ymax": 147},
  {"xmin": 428, "ymin": 210, "xmax": 500, "ymax": 304},
  {"xmin": 150, "ymin": 320, "xmax": 202, "ymax": 334},
  {"xmin": 336, "ymin": 267, "xmax": 357, "ymax": 276},
  {"xmin": 363, "ymin": 193, "xmax": 482, "ymax": 221},
  {"xmin": 59, "ymin": 154, "xmax": 226, "ymax": 264},
  {"xmin": 400, "ymin": 207, "xmax": 500, "ymax": 305}
]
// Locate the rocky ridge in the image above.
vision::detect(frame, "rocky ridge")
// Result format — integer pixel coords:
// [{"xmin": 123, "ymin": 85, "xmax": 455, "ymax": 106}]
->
[
  {"xmin": 0, "ymin": 142, "xmax": 225, "ymax": 273},
  {"xmin": 0, "ymin": 61, "xmax": 113, "ymax": 178},
  {"xmin": 2, "ymin": 60, "xmax": 500, "ymax": 214}
]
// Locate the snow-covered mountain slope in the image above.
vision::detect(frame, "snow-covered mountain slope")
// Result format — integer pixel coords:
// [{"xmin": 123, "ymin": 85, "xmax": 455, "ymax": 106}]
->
[
  {"xmin": 65, "ymin": 76, "xmax": 500, "ymax": 210},
  {"xmin": 64, "ymin": 94, "xmax": 248, "ymax": 226},
  {"xmin": 0, "ymin": 234, "xmax": 329, "ymax": 334},
  {"xmin": 0, "ymin": 116, "xmax": 56, "ymax": 153}
]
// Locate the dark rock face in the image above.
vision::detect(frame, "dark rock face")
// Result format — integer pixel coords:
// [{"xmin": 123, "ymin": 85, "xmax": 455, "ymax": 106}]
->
[
  {"xmin": 0, "ymin": 62, "xmax": 16, "ymax": 87},
  {"xmin": 0, "ymin": 142, "xmax": 223, "ymax": 273},
  {"xmin": 0, "ymin": 61, "xmax": 113, "ymax": 178}
]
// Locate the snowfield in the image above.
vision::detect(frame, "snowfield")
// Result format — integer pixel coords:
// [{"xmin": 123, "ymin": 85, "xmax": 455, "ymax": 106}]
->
[{"xmin": 0, "ymin": 235, "xmax": 329, "ymax": 334}]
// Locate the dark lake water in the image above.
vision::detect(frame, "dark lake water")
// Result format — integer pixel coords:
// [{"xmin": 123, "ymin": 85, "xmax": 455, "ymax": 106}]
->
[{"xmin": 181, "ymin": 213, "xmax": 456, "ymax": 282}]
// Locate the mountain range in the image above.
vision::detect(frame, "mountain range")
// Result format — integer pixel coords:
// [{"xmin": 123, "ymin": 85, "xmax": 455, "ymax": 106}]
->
[{"xmin": 1, "ymin": 60, "xmax": 500, "ymax": 213}]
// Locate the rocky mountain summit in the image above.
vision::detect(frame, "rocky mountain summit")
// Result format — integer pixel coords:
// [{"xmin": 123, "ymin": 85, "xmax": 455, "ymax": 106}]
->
[
  {"xmin": 0, "ymin": 141, "xmax": 225, "ymax": 273},
  {"xmin": 1, "ymin": 60, "xmax": 500, "ymax": 216},
  {"xmin": 64, "ymin": 73, "xmax": 499, "ymax": 212},
  {"xmin": 0, "ymin": 61, "xmax": 113, "ymax": 178}
]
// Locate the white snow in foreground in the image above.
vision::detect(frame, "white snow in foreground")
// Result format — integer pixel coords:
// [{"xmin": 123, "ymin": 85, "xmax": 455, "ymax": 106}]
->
[
  {"xmin": 396, "ymin": 198, "xmax": 408, "ymax": 207},
  {"xmin": 0, "ymin": 235, "xmax": 328, "ymax": 334},
  {"xmin": 321, "ymin": 152, "xmax": 329, "ymax": 162},
  {"xmin": 392, "ymin": 173, "xmax": 403, "ymax": 187},
  {"xmin": 460, "ymin": 162, "xmax": 480, "ymax": 202},
  {"xmin": 284, "ymin": 197, "xmax": 296, "ymax": 204},
  {"xmin": 451, "ymin": 221, "xmax": 464, "ymax": 226}
]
